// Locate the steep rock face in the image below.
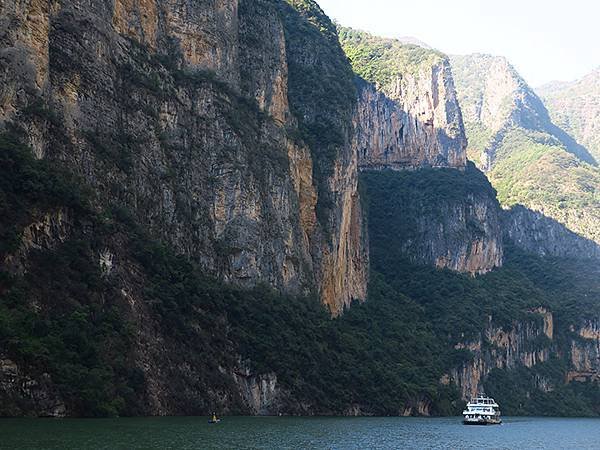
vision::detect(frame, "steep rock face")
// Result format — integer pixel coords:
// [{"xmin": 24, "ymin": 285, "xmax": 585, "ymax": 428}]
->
[
  {"xmin": 448, "ymin": 309, "xmax": 554, "ymax": 399},
  {"xmin": 0, "ymin": 356, "xmax": 66, "ymax": 417},
  {"xmin": 416, "ymin": 191, "xmax": 502, "ymax": 274},
  {"xmin": 340, "ymin": 28, "xmax": 467, "ymax": 170},
  {"xmin": 353, "ymin": 63, "xmax": 466, "ymax": 170},
  {"xmin": 503, "ymin": 205, "xmax": 600, "ymax": 260},
  {"xmin": 538, "ymin": 68, "xmax": 600, "ymax": 162},
  {"xmin": 2, "ymin": 209, "xmax": 72, "ymax": 275},
  {"xmin": 449, "ymin": 309, "xmax": 600, "ymax": 401},
  {"xmin": 0, "ymin": 0, "xmax": 368, "ymax": 314},
  {"xmin": 341, "ymin": 28, "xmax": 502, "ymax": 275},
  {"xmin": 362, "ymin": 165, "xmax": 503, "ymax": 275},
  {"xmin": 568, "ymin": 319, "xmax": 600, "ymax": 383},
  {"xmin": 232, "ymin": 367, "xmax": 282, "ymax": 415}
]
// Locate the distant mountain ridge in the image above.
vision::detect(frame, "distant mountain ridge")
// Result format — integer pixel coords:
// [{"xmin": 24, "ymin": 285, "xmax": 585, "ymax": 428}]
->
[
  {"xmin": 451, "ymin": 54, "xmax": 596, "ymax": 167},
  {"xmin": 450, "ymin": 54, "xmax": 600, "ymax": 245},
  {"xmin": 537, "ymin": 67, "xmax": 600, "ymax": 162},
  {"xmin": 394, "ymin": 36, "xmax": 432, "ymax": 49}
]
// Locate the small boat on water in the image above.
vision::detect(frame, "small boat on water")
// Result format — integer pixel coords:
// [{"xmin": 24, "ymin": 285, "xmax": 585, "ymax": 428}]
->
[
  {"xmin": 208, "ymin": 412, "xmax": 221, "ymax": 424},
  {"xmin": 462, "ymin": 394, "xmax": 502, "ymax": 425}
]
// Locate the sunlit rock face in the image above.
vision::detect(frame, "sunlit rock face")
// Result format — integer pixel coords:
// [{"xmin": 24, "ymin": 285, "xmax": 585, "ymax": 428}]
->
[
  {"xmin": 344, "ymin": 29, "xmax": 502, "ymax": 275},
  {"xmin": 354, "ymin": 60, "xmax": 467, "ymax": 171},
  {"xmin": 447, "ymin": 309, "xmax": 555, "ymax": 400},
  {"xmin": 0, "ymin": 0, "xmax": 369, "ymax": 315}
]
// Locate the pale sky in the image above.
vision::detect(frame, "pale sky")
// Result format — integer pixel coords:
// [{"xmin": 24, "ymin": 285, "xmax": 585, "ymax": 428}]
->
[{"xmin": 318, "ymin": 0, "xmax": 600, "ymax": 87}]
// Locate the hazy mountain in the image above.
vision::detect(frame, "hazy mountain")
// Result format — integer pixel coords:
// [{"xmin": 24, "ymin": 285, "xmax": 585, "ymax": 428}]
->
[
  {"xmin": 537, "ymin": 68, "xmax": 600, "ymax": 162},
  {"xmin": 395, "ymin": 35, "xmax": 432, "ymax": 48},
  {"xmin": 451, "ymin": 54, "xmax": 600, "ymax": 244}
]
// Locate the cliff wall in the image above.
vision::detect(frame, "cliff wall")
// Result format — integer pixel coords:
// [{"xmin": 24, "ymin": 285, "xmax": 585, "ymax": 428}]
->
[
  {"xmin": 448, "ymin": 309, "xmax": 600, "ymax": 403},
  {"xmin": 353, "ymin": 59, "xmax": 466, "ymax": 170},
  {"xmin": 0, "ymin": 0, "xmax": 369, "ymax": 315},
  {"xmin": 362, "ymin": 165, "xmax": 503, "ymax": 275},
  {"xmin": 447, "ymin": 309, "xmax": 554, "ymax": 399},
  {"xmin": 503, "ymin": 205, "xmax": 600, "ymax": 260}
]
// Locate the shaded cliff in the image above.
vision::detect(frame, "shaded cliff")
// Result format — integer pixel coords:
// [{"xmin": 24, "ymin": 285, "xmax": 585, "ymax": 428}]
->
[
  {"xmin": 538, "ymin": 68, "xmax": 600, "ymax": 162},
  {"xmin": 503, "ymin": 205, "xmax": 600, "ymax": 260},
  {"xmin": 362, "ymin": 165, "xmax": 502, "ymax": 274}
]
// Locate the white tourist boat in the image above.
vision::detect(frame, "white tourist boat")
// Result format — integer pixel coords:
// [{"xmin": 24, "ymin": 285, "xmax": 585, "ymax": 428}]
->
[{"xmin": 462, "ymin": 394, "xmax": 502, "ymax": 425}]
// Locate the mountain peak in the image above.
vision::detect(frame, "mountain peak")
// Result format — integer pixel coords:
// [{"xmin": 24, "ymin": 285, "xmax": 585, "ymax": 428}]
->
[{"xmin": 451, "ymin": 53, "xmax": 596, "ymax": 167}]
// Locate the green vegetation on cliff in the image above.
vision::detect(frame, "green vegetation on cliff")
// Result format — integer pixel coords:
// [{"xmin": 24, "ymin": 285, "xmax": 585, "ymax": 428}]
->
[
  {"xmin": 3, "ymin": 135, "xmax": 598, "ymax": 417},
  {"xmin": 0, "ymin": 133, "xmax": 140, "ymax": 417},
  {"xmin": 362, "ymin": 168, "xmax": 600, "ymax": 416},
  {"xmin": 338, "ymin": 27, "xmax": 445, "ymax": 90}
]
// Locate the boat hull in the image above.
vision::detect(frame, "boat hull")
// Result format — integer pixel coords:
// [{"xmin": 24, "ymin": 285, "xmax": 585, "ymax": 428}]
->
[{"xmin": 463, "ymin": 418, "xmax": 501, "ymax": 425}]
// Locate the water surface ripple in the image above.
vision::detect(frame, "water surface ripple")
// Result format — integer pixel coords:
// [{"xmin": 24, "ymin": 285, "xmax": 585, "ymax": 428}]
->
[{"xmin": 1, "ymin": 416, "xmax": 599, "ymax": 449}]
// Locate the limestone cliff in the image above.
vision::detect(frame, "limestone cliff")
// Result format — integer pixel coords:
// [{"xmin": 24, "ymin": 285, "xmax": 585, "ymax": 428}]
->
[
  {"xmin": 503, "ymin": 205, "xmax": 600, "ymax": 260},
  {"xmin": 447, "ymin": 309, "xmax": 554, "ymax": 399},
  {"xmin": 362, "ymin": 165, "xmax": 503, "ymax": 275},
  {"xmin": 352, "ymin": 63, "xmax": 466, "ymax": 170},
  {"xmin": 448, "ymin": 309, "xmax": 600, "ymax": 403},
  {"xmin": 0, "ymin": 0, "xmax": 368, "ymax": 315},
  {"xmin": 341, "ymin": 28, "xmax": 502, "ymax": 275},
  {"xmin": 567, "ymin": 319, "xmax": 600, "ymax": 383},
  {"xmin": 3, "ymin": 0, "xmax": 597, "ymax": 420},
  {"xmin": 339, "ymin": 27, "xmax": 466, "ymax": 170}
]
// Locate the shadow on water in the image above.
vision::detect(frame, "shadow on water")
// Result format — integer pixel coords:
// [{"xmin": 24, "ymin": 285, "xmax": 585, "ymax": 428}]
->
[{"xmin": 1, "ymin": 416, "xmax": 600, "ymax": 450}]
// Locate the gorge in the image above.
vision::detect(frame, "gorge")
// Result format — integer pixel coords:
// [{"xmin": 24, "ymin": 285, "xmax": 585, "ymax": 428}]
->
[{"xmin": 0, "ymin": 0, "xmax": 598, "ymax": 417}]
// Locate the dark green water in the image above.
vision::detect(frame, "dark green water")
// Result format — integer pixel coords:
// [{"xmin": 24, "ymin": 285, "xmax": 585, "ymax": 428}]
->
[{"xmin": 1, "ymin": 416, "xmax": 599, "ymax": 449}]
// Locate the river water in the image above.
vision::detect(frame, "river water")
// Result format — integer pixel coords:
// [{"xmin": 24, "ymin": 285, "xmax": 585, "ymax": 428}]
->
[{"xmin": 1, "ymin": 416, "xmax": 599, "ymax": 449}]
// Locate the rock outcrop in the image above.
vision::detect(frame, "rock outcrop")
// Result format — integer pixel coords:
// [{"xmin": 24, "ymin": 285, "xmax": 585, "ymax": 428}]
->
[
  {"xmin": 362, "ymin": 164, "xmax": 503, "ymax": 275},
  {"xmin": 447, "ymin": 309, "xmax": 554, "ymax": 399},
  {"xmin": 0, "ymin": 356, "xmax": 66, "ymax": 417},
  {"xmin": 568, "ymin": 319, "xmax": 600, "ymax": 383},
  {"xmin": 341, "ymin": 27, "xmax": 467, "ymax": 170},
  {"xmin": 414, "ymin": 189, "xmax": 503, "ymax": 274},
  {"xmin": 232, "ymin": 366, "xmax": 282, "ymax": 415},
  {"xmin": 448, "ymin": 309, "xmax": 600, "ymax": 401},
  {"xmin": 503, "ymin": 205, "xmax": 600, "ymax": 260},
  {"xmin": 353, "ymin": 62, "xmax": 467, "ymax": 170}
]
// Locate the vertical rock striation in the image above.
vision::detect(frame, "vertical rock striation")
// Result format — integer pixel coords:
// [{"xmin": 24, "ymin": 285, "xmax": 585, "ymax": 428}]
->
[
  {"xmin": 0, "ymin": 0, "xmax": 368, "ymax": 315},
  {"xmin": 353, "ymin": 62, "xmax": 467, "ymax": 170},
  {"xmin": 448, "ymin": 309, "xmax": 554, "ymax": 399},
  {"xmin": 340, "ymin": 28, "xmax": 467, "ymax": 170},
  {"xmin": 341, "ymin": 27, "xmax": 502, "ymax": 275}
]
